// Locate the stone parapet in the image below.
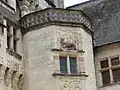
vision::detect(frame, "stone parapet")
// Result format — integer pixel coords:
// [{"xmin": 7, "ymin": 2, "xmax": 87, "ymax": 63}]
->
[{"xmin": 21, "ymin": 8, "xmax": 92, "ymax": 34}]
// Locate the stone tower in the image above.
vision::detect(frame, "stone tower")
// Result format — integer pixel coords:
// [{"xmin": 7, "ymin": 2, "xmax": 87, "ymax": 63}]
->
[{"xmin": 21, "ymin": 8, "xmax": 97, "ymax": 90}]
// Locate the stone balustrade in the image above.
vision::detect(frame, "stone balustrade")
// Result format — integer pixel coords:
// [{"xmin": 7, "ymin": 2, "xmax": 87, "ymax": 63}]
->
[{"xmin": 21, "ymin": 8, "xmax": 92, "ymax": 34}]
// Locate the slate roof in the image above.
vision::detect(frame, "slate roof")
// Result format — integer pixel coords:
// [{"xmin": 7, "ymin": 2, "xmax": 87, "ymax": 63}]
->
[{"xmin": 67, "ymin": 0, "xmax": 120, "ymax": 47}]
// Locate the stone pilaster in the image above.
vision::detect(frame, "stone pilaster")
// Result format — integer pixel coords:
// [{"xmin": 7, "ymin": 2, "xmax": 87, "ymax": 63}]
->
[{"xmin": 78, "ymin": 57, "xmax": 86, "ymax": 74}]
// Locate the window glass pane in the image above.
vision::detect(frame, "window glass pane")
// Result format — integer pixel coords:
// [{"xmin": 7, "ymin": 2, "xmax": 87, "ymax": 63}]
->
[
  {"xmin": 7, "ymin": 36, "xmax": 10, "ymax": 49},
  {"xmin": 112, "ymin": 68, "xmax": 120, "ymax": 83},
  {"xmin": 111, "ymin": 57, "xmax": 120, "ymax": 66},
  {"xmin": 13, "ymin": 29, "xmax": 16, "ymax": 37},
  {"xmin": 13, "ymin": 40, "xmax": 17, "ymax": 52},
  {"xmin": 100, "ymin": 60, "xmax": 109, "ymax": 68},
  {"xmin": 102, "ymin": 70, "xmax": 110, "ymax": 85},
  {"xmin": 59, "ymin": 57, "xmax": 67, "ymax": 74},
  {"xmin": 70, "ymin": 57, "xmax": 77, "ymax": 74},
  {"xmin": 7, "ymin": 25, "xmax": 10, "ymax": 33}
]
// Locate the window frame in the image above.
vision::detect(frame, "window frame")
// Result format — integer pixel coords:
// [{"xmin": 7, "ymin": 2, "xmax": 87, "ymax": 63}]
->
[
  {"xmin": 59, "ymin": 55, "xmax": 78, "ymax": 75},
  {"xmin": 100, "ymin": 55, "xmax": 120, "ymax": 86}
]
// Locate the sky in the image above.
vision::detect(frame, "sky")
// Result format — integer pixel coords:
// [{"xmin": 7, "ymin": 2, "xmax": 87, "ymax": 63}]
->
[{"xmin": 64, "ymin": 0, "xmax": 89, "ymax": 7}]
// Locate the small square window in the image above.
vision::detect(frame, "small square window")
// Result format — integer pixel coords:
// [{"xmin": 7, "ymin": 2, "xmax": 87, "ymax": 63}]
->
[
  {"xmin": 100, "ymin": 60, "xmax": 109, "ymax": 68},
  {"xmin": 111, "ymin": 57, "xmax": 120, "ymax": 66}
]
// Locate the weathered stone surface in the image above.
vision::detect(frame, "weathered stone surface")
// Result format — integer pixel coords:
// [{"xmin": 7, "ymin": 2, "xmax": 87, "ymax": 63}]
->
[
  {"xmin": 95, "ymin": 42, "xmax": 120, "ymax": 90},
  {"xmin": 23, "ymin": 25, "xmax": 97, "ymax": 90}
]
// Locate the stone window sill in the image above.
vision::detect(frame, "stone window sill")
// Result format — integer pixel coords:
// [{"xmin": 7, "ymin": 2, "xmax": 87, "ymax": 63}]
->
[
  {"xmin": 6, "ymin": 48, "xmax": 22, "ymax": 60},
  {"xmin": 100, "ymin": 81, "xmax": 120, "ymax": 88},
  {"xmin": 52, "ymin": 73, "xmax": 88, "ymax": 77},
  {"xmin": 51, "ymin": 48, "xmax": 85, "ymax": 53}
]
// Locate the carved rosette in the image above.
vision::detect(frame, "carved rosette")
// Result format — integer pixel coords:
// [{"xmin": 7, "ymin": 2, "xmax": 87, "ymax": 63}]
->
[{"xmin": 61, "ymin": 81, "xmax": 81, "ymax": 90}]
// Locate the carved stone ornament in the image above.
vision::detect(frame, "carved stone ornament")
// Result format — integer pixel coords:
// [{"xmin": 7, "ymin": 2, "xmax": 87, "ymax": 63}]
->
[
  {"xmin": 53, "ymin": 55, "xmax": 59, "ymax": 60},
  {"xmin": 61, "ymin": 81, "xmax": 81, "ymax": 90},
  {"xmin": 60, "ymin": 38, "xmax": 76, "ymax": 50},
  {"xmin": 21, "ymin": 8, "xmax": 92, "ymax": 34}
]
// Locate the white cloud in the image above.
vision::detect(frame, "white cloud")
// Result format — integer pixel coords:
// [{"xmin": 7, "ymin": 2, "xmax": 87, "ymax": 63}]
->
[{"xmin": 64, "ymin": 0, "xmax": 89, "ymax": 7}]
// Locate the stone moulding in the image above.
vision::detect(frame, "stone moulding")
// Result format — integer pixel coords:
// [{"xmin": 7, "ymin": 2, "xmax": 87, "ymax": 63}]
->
[{"xmin": 21, "ymin": 8, "xmax": 92, "ymax": 34}]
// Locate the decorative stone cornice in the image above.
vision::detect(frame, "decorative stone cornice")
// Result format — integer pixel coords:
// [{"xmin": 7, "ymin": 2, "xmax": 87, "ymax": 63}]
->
[{"xmin": 21, "ymin": 8, "xmax": 92, "ymax": 34}]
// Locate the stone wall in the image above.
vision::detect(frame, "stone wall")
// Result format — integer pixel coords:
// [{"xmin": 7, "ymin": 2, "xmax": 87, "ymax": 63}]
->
[
  {"xmin": 0, "ymin": 18, "xmax": 24, "ymax": 90},
  {"xmin": 23, "ymin": 25, "xmax": 97, "ymax": 90},
  {"xmin": 95, "ymin": 42, "xmax": 120, "ymax": 90}
]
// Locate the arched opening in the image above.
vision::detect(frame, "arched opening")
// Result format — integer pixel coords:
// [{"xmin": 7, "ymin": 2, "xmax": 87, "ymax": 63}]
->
[
  {"xmin": 4, "ymin": 67, "xmax": 10, "ymax": 86},
  {"xmin": 11, "ymin": 71, "xmax": 17, "ymax": 88},
  {"xmin": 18, "ymin": 74, "xmax": 23, "ymax": 90}
]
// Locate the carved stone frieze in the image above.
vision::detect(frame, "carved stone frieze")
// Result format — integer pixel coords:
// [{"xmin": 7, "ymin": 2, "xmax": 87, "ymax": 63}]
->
[
  {"xmin": 61, "ymin": 81, "xmax": 81, "ymax": 90},
  {"xmin": 21, "ymin": 8, "xmax": 92, "ymax": 34},
  {"xmin": 60, "ymin": 38, "xmax": 76, "ymax": 50}
]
